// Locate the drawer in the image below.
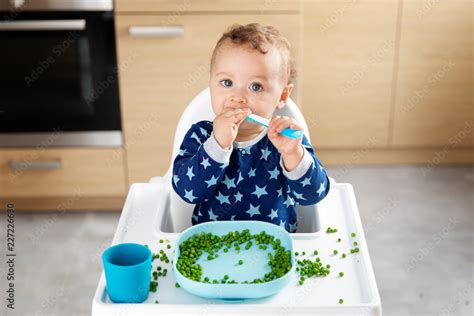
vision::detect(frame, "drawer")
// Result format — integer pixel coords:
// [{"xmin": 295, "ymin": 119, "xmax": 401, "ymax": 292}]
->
[
  {"xmin": 0, "ymin": 148, "xmax": 126, "ymax": 198},
  {"xmin": 115, "ymin": 0, "xmax": 300, "ymax": 13}
]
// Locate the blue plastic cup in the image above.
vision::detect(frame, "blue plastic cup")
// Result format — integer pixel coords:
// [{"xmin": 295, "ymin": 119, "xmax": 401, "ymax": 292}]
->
[{"xmin": 102, "ymin": 243, "xmax": 152, "ymax": 303}]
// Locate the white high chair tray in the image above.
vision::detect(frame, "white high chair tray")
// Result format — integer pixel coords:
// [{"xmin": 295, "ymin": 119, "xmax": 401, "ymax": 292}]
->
[{"xmin": 92, "ymin": 181, "xmax": 382, "ymax": 315}]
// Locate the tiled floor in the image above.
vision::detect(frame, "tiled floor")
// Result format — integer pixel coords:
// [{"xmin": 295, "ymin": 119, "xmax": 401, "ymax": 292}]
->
[{"xmin": 1, "ymin": 166, "xmax": 472, "ymax": 315}]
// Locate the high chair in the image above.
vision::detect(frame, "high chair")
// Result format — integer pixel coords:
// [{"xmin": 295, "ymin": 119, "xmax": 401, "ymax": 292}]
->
[{"xmin": 92, "ymin": 88, "xmax": 382, "ymax": 315}]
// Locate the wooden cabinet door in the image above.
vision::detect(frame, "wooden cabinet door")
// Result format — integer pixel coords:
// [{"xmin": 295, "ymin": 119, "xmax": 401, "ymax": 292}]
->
[
  {"xmin": 302, "ymin": 0, "xmax": 398, "ymax": 148},
  {"xmin": 392, "ymin": 0, "xmax": 473, "ymax": 147},
  {"xmin": 115, "ymin": 14, "xmax": 300, "ymax": 184}
]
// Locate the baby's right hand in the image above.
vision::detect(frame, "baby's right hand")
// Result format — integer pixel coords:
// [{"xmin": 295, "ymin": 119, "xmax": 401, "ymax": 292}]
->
[{"xmin": 213, "ymin": 108, "xmax": 251, "ymax": 150}]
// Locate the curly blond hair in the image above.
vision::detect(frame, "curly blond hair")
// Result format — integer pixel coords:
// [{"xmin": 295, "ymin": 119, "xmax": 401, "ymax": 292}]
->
[{"xmin": 210, "ymin": 23, "xmax": 296, "ymax": 85}]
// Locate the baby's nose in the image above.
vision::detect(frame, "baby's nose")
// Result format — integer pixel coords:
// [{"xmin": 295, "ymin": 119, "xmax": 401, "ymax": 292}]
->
[{"xmin": 230, "ymin": 94, "xmax": 247, "ymax": 104}]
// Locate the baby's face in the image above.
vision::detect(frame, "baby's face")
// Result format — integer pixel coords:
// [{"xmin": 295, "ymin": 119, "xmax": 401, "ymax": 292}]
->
[{"xmin": 210, "ymin": 41, "xmax": 292, "ymax": 134}]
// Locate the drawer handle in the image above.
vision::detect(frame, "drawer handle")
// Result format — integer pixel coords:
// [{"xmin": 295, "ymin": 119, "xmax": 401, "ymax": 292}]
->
[
  {"xmin": 128, "ymin": 26, "xmax": 184, "ymax": 38},
  {"xmin": 9, "ymin": 159, "xmax": 63, "ymax": 170},
  {"xmin": 0, "ymin": 20, "xmax": 86, "ymax": 31}
]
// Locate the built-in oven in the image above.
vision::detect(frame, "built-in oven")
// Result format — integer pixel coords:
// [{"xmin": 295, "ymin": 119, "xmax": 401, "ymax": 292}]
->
[{"xmin": 0, "ymin": 0, "xmax": 121, "ymax": 147}]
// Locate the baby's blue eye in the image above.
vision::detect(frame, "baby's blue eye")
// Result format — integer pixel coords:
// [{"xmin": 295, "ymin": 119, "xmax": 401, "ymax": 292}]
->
[
  {"xmin": 220, "ymin": 79, "xmax": 232, "ymax": 88},
  {"xmin": 249, "ymin": 82, "xmax": 263, "ymax": 92}
]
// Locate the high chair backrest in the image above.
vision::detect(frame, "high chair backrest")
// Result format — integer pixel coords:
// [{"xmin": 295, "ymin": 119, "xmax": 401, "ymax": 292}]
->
[{"xmin": 166, "ymin": 87, "xmax": 310, "ymax": 178}]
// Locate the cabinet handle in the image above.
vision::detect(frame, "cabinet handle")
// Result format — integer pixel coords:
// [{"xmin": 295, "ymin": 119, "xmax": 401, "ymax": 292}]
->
[
  {"xmin": 128, "ymin": 26, "xmax": 184, "ymax": 38},
  {"xmin": 9, "ymin": 159, "xmax": 63, "ymax": 170},
  {"xmin": 0, "ymin": 20, "xmax": 86, "ymax": 31}
]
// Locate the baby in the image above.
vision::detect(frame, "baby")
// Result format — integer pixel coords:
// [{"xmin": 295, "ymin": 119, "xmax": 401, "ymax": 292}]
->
[{"xmin": 172, "ymin": 23, "xmax": 330, "ymax": 233}]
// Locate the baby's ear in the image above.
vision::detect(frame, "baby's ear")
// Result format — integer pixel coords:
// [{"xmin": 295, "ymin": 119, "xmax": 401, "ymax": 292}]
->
[{"xmin": 277, "ymin": 83, "xmax": 294, "ymax": 109}]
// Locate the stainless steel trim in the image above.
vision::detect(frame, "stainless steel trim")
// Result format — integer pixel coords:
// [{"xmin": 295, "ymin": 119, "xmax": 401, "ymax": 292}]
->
[
  {"xmin": 0, "ymin": 19, "xmax": 86, "ymax": 31},
  {"xmin": 9, "ymin": 159, "xmax": 62, "ymax": 170},
  {"xmin": 0, "ymin": 131, "xmax": 123, "ymax": 147},
  {"xmin": 1, "ymin": 0, "xmax": 113, "ymax": 11},
  {"xmin": 128, "ymin": 26, "xmax": 185, "ymax": 38}
]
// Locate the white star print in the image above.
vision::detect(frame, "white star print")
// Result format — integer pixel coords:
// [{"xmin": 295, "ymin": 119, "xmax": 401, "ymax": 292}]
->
[
  {"xmin": 222, "ymin": 175, "xmax": 236, "ymax": 190},
  {"xmin": 300, "ymin": 177, "xmax": 312, "ymax": 187},
  {"xmin": 317, "ymin": 181, "xmax": 326, "ymax": 196},
  {"xmin": 268, "ymin": 209, "xmax": 278, "ymax": 220},
  {"xmin": 199, "ymin": 127, "xmax": 209, "ymax": 137},
  {"xmin": 230, "ymin": 215, "xmax": 236, "ymax": 221},
  {"xmin": 268, "ymin": 166, "xmax": 280, "ymax": 180},
  {"xmin": 252, "ymin": 185, "xmax": 268, "ymax": 198},
  {"xmin": 178, "ymin": 148, "xmax": 188, "ymax": 156},
  {"xmin": 192, "ymin": 214, "xmax": 198, "ymax": 222},
  {"xmin": 205, "ymin": 175, "xmax": 218, "ymax": 188},
  {"xmin": 289, "ymin": 222, "xmax": 297, "ymax": 232},
  {"xmin": 246, "ymin": 203, "xmax": 261, "ymax": 218},
  {"xmin": 236, "ymin": 172, "xmax": 244, "ymax": 185},
  {"xmin": 279, "ymin": 220, "xmax": 286, "ymax": 229},
  {"xmin": 186, "ymin": 166, "xmax": 195, "ymax": 181},
  {"xmin": 173, "ymin": 175, "xmax": 180, "ymax": 186},
  {"xmin": 276, "ymin": 188, "xmax": 283, "ymax": 197},
  {"xmin": 184, "ymin": 189, "xmax": 196, "ymax": 202},
  {"xmin": 234, "ymin": 191, "xmax": 243, "ymax": 202},
  {"xmin": 191, "ymin": 132, "xmax": 202, "ymax": 144},
  {"xmin": 260, "ymin": 147, "xmax": 271, "ymax": 160},
  {"xmin": 284, "ymin": 195, "xmax": 295, "ymax": 208},
  {"xmin": 200, "ymin": 157, "xmax": 211, "ymax": 169},
  {"xmin": 216, "ymin": 191, "xmax": 230, "ymax": 205},
  {"xmin": 293, "ymin": 191, "xmax": 306, "ymax": 200},
  {"xmin": 248, "ymin": 168, "xmax": 256, "ymax": 178},
  {"xmin": 208, "ymin": 209, "xmax": 218, "ymax": 221}
]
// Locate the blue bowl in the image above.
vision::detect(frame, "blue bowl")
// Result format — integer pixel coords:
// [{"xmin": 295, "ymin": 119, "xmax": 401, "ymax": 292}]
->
[{"xmin": 172, "ymin": 220, "xmax": 295, "ymax": 300}]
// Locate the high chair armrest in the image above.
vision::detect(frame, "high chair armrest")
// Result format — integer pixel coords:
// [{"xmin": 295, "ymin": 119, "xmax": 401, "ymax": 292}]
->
[{"xmin": 149, "ymin": 176, "xmax": 165, "ymax": 184}]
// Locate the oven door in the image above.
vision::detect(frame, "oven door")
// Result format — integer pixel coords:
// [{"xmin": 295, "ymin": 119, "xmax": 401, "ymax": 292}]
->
[{"xmin": 0, "ymin": 10, "xmax": 122, "ymax": 147}]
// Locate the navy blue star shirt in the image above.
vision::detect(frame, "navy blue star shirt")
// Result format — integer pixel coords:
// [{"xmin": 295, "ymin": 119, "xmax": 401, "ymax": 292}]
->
[{"xmin": 171, "ymin": 120, "xmax": 330, "ymax": 233}]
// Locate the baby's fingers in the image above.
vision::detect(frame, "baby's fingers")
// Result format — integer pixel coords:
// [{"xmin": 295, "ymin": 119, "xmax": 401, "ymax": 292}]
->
[
  {"xmin": 273, "ymin": 118, "xmax": 296, "ymax": 133},
  {"xmin": 288, "ymin": 121, "xmax": 303, "ymax": 131}
]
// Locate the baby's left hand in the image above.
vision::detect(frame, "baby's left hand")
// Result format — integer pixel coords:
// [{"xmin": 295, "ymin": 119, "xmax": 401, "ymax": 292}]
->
[{"xmin": 268, "ymin": 116, "xmax": 303, "ymax": 155}]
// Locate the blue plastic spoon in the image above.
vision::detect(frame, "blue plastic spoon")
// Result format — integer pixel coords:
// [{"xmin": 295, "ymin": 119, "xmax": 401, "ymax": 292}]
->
[{"xmin": 246, "ymin": 113, "xmax": 303, "ymax": 139}]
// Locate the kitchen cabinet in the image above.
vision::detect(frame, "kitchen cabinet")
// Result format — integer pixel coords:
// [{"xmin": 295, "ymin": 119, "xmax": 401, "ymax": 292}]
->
[
  {"xmin": 0, "ymin": 148, "xmax": 126, "ymax": 210},
  {"xmin": 392, "ymin": 0, "xmax": 473, "ymax": 147},
  {"xmin": 300, "ymin": 0, "xmax": 472, "ymax": 165},
  {"xmin": 116, "ymin": 0, "xmax": 473, "ymax": 188},
  {"xmin": 301, "ymin": 0, "xmax": 398, "ymax": 149},
  {"xmin": 115, "ymin": 13, "xmax": 301, "ymax": 183}
]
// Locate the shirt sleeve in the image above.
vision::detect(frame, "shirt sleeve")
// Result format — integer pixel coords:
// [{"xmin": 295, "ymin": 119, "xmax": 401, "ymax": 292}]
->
[
  {"xmin": 172, "ymin": 121, "xmax": 230, "ymax": 204},
  {"xmin": 279, "ymin": 135, "xmax": 330, "ymax": 205}
]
